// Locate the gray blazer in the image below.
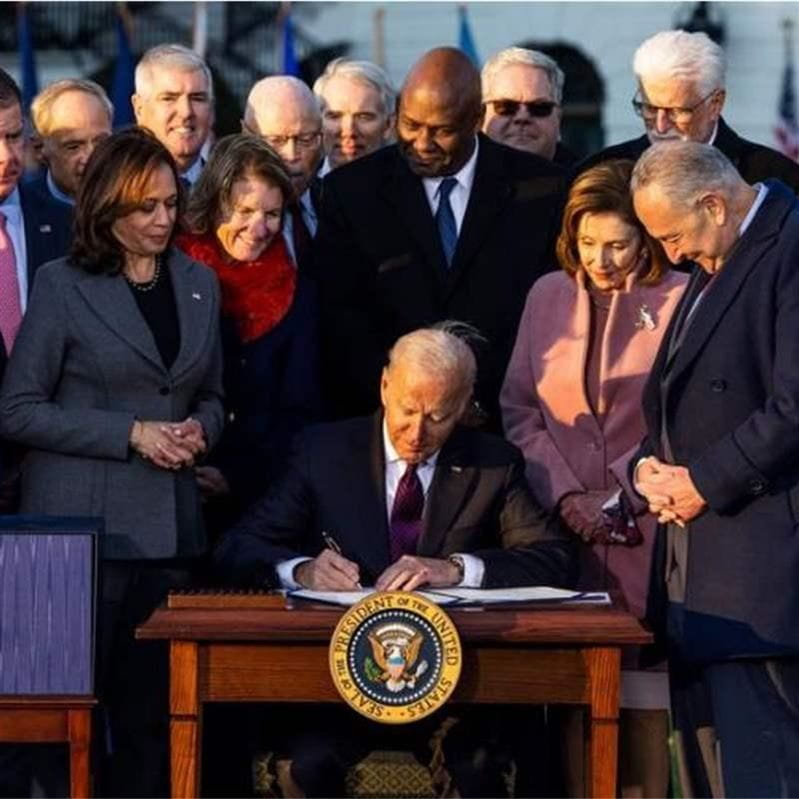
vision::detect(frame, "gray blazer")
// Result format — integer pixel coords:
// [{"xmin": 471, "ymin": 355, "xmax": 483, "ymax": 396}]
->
[{"xmin": 0, "ymin": 249, "xmax": 224, "ymax": 560}]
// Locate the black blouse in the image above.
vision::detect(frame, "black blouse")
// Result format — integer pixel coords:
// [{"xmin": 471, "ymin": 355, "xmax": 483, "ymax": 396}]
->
[{"xmin": 126, "ymin": 267, "xmax": 180, "ymax": 369}]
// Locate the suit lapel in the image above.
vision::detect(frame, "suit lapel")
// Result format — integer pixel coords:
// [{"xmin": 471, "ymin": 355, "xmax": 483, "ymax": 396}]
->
[{"xmin": 419, "ymin": 429, "xmax": 478, "ymax": 557}]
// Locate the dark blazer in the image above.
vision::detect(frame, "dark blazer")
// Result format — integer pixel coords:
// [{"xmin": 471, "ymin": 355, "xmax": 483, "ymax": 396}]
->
[
  {"xmin": 314, "ymin": 134, "xmax": 567, "ymax": 424},
  {"xmin": 215, "ymin": 413, "xmax": 574, "ymax": 589},
  {"xmin": 18, "ymin": 181, "xmax": 73, "ymax": 284},
  {"xmin": 639, "ymin": 180, "xmax": 799, "ymax": 659},
  {"xmin": 0, "ymin": 249, "xmax": 225, "ymax": 560},
  {"xmin": 578, "ymin": 117, "xmax": 799, "ymax": 192}
]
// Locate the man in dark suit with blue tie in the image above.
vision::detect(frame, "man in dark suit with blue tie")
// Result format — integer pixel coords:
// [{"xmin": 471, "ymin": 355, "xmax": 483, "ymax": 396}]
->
[
  {"xmin": 631, "ymin": 141, "xmax": 799, "ymax": 797},
  {"xmin": 315, "ymin": 47, "xmax": 566, "ymax": 428}
]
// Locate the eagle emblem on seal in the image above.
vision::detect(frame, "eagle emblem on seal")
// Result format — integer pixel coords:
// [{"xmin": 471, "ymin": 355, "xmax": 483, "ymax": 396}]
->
[{"xmin": 366, "ymin": 622, "xmax": 429, "ymax": 693}]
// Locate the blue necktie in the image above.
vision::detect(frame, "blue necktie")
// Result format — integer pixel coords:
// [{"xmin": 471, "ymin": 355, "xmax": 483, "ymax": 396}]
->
[{"xmin": 436, "ymin": 177, "xmax": 458, "ymax": 268}]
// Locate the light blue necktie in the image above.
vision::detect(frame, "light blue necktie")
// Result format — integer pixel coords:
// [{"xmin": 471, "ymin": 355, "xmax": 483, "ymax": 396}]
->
[{"xmin": 436, "ymin": 177, "xmax": 458, "ymax": 268}]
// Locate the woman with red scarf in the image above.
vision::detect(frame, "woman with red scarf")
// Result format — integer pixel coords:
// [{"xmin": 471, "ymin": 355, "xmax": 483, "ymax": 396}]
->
[{"xmin": 176, "ymin": 134, "xmax": 320, "ymax": 522}]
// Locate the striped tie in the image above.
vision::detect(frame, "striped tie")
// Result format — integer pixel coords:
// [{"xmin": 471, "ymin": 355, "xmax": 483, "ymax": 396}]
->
[{"xmin": 0, "ymin": 211, "xmax": 22, "ymax": 353}]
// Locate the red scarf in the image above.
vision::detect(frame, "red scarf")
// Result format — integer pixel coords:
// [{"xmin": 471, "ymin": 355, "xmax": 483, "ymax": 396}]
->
[{"xmin": 176, "ymin": 232, "xmax": 297, "ymax": 343}]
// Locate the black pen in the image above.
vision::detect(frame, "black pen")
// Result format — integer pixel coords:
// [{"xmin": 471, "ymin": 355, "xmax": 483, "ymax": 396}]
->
[{"xmin": 321, "ymin": 531, "xmax": 363, "ymax": 589}]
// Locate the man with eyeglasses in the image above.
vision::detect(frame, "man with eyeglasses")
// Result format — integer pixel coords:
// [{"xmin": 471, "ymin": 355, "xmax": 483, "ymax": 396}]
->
[
  {"xmin": 579, "ymin": 30, "xmax": 799, "ymax": 192},
  {"xmin": 480, "ymin": 47, "xmax": 576, "ymax": 166},
  {"xmin": 243, "ymin": 76, "xmax": 324, "ymax": 272}
]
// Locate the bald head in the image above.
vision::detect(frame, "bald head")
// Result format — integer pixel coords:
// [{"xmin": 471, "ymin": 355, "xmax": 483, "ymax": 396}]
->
[
  {"xmin": 397, "ymin": 48, "xmax": 481, "ymax": 177},
  {"xmin": 244, "ymin": 76, "xmax": 322, "ymax": 196}
]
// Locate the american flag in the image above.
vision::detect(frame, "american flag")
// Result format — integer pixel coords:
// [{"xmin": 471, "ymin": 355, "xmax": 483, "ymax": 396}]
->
[{"xmin": 775, "ymin": 20, "xmax": 799, "ymax": 162}]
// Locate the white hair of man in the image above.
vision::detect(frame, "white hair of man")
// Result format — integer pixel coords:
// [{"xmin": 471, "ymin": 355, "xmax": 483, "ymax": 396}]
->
[
  {"xmin": 631, "ymin": 140, "xmax": 741, "ymax": 210},
  {"xmin": 481, "ymin": 47, "xmax": 565, "ymax": 104},
  {"xmin": 244, "ymin": 75, "xmax": 321, "ymax": 128},
  {"xmin": 633, "ymin": 30, "xmax": 726, "ymax": 97},
  {"xmin": 135, "ymin": 43, "xmax": 213, "ymax": 100},
  {"xmin": 31, "ymin": 79, "xmax": 113, "ymax": 137},
  {"xmin": 313, "ymin": 58, "xmax": 396, "ymax": 116},
  {"xmin": 387, "ymin": 322, "xmax": 480, "ymax": 400}
]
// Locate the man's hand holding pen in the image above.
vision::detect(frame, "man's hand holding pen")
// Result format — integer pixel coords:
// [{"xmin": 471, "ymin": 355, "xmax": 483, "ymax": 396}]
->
[{"xmin": 294, "ymin": 548, "xmax": 362, "ymax": 590}]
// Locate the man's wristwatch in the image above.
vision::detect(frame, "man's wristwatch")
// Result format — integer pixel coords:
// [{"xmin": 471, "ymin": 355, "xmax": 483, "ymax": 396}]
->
[{"xmin": 448, "ymin": 555, "xmax": 465, "ymax": 584}]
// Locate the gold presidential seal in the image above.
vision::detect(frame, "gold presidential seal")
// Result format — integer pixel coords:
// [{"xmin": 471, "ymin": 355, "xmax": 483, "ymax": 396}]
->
[{"xmin": 329, "ymin": 591, "xmax": 462, "ymax": 723}]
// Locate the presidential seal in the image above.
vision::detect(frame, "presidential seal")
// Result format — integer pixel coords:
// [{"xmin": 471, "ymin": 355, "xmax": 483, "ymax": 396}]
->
[{"xmin": 329, "ymin": 592, "xmax": 462, "ymax": 724}]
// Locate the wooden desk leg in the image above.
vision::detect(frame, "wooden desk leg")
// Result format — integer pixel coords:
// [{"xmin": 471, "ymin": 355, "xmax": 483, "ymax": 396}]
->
[
  {"xmin": 584, "ymin": 647, "xmax": 621, "ymax": 799},
  {"xmin": 170, "ymin": 641, "xmax": 201, "ymax": 799},
  {"xmin": 67, "ymin": 708, "xmax": 92, "ymax": 798}
]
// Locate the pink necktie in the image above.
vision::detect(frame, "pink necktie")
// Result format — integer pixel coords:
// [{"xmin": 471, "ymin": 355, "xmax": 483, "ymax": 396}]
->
[{"xmin": 0, "ymin": 211, "xmax": 21, "ymax": 353}]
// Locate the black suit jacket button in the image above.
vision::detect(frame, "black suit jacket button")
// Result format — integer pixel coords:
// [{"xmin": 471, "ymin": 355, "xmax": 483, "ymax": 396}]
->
[
  {"xmin": 159, "ymin": 386, "xmax": 170, "ymax": 396},
  {"xmin": 748, "ymin": 478, "xmax": 765, "ymax": 494},
  {"xmin": 710, "ymin": 379, "xmax": 727, "ymax": 392}
]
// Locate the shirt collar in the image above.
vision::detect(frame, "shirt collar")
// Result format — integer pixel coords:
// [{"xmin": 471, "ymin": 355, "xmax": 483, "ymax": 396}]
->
[
  {"xmin": 739, "ymin": 182, "xmax": 769, "ymax": 237},
  {"xmin": 422, "ymin": 135, "xmax": 480, "ymax": 196},
  {"xmin": 46, "ymin": 171, "xmax": 75, "ymax": 206},
  {"xmin": 382, "ymin": 418, "xmax": 440, "ymax": 469},
  {"xmin": 0, "ymin": 186, "xmax": 22, "ymax": 220},
  {"xmin": 318, "ymin": 157, "xmax": 333, "ymax": 179},
  {"xmin": 181, "ymin": 156, "xmax": 204, "ymax": 186}
]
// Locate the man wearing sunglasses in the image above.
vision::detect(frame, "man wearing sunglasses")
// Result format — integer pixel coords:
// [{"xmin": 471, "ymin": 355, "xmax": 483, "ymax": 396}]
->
[
  {"xmin": 579, "ymin": 30, "xmax": 799, "ymax": 192},
  {"xmin": 481, "ymin": 47, "xmax": 576, "ymax": 167}
]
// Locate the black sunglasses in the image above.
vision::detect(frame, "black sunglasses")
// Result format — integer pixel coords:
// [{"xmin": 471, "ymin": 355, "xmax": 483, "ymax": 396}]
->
[{"xmin": 485, "ymin": 99, "xmax": 558, "ymax": 118}]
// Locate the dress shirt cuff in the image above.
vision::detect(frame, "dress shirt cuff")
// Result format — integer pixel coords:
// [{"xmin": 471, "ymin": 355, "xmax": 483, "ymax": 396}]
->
[
  {"xmin": 454, "ymin": 553, "xmax": 484, "ymax": 588},
  {"xmin": 275, "ymin": 557, "xmax": 312, "ymax": 589}
]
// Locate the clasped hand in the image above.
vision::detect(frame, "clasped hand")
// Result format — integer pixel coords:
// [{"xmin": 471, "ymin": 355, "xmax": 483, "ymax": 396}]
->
[
  {"xmin": 634, "ymin": 456, "xmax": 707, "ymax": 527},
  {"xmin": 130, "ymin": 417, "xmax": 206, "ymax": 471},
  {"xmin": 294, "ymin": 551, "xmax": 461, "ymax": 592}
]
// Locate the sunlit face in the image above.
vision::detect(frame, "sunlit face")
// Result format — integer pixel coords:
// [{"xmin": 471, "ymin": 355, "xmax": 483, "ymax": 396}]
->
[
  {"xmin": 215, "ymin": 174, "xmax": 284, "ymax": 262},
  {"xmin": 133, "ymin": 67, "xmax": 213, "ymax": 172},
  {"xmin": 482, "ymin": 64, "xmax": 561, "ymax": 160},
  {"xmin": 41, "ymin": 91, "xmax": 111, "ymax": 197},
  {"xmin": 638, "ymin": 76, "xmax": 724, "ymax": 145},
  {"xmin": 0, "ymin": 103, "xmax": 24, "ymax": 203},
  {"xmin": 380, "ymin": 363, "xmax": 468, "ymax": 464},
  {"xmin": 246, "ymin": 103, "xmax": 322, "ymax": 197},
  {"xmin": 397, "ymin": 88, "xmax": 478, "ymax": 178},
  {"xmin": 633, "ymin": 184, "xmax": 732, "ymax": 274},
  {"xmin": 320, "ymin": 74, "xmax": 393, "ymax": 169},
  {"xmin": 111, "ymin": 163, "xmax": 177, "ymax": 258},
  {"xmin": 576, "ymin": 211, "xmax": 645, "ymax": 292}
]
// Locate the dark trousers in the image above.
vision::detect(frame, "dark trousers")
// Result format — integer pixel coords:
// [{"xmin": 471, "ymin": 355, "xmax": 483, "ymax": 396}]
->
[{"xmin": 671, "ymin": 657, "xmax": 799, "ymax": 797}]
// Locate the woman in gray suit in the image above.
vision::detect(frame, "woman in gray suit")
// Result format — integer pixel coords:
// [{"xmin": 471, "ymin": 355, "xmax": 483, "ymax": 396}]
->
[{"xmin": 0, "ymin": 128, "xmax": 224, "ymax": 797}]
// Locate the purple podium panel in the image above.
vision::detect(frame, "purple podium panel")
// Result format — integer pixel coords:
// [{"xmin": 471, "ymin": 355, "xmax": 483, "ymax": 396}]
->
[{"xmin": 0, "ymin": 517, "xmax": 98, "ymax": 695}]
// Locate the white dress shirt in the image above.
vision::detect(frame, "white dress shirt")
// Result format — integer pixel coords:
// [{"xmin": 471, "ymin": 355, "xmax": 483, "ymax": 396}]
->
[
  {"xmin": 421, "ymin": 136, "xmax": 479, "ymax": 236},
  {"xmin": 0, "ymin": 188, "xmax": 29, "ymax": 313},
  {"xmin": 276, "ymin": 422, "xmax": 485, "ymax": 589}
]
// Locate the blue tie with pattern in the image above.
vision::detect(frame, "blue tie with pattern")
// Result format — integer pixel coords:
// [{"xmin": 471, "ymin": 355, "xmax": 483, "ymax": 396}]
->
[{"xmin": 436, "ymin": 177, "xmax": 458, "ymax": 268}]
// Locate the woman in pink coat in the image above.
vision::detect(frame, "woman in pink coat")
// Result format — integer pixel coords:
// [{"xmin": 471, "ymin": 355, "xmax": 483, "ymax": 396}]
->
[{"xmin": 501, "ymin": 160, "xmax": 687, "ymax": 798}]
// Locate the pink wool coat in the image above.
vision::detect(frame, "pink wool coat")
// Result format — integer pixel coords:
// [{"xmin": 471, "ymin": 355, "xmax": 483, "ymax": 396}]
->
[{"xmin": 501, "ymin": 267, "xmax": 688, "ymax": 617}]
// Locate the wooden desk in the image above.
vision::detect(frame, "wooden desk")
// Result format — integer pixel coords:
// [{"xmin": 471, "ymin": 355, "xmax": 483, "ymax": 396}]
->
[
  {"xmin": 0, "ymin": 696, "xmax": 95, "ymax": 798},
  {"xmin": 137, "ymin": 599, "xmax": 650, "ymax": 799}
]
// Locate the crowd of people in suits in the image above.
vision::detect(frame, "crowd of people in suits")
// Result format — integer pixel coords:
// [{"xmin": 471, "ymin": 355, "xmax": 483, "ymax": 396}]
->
[{"xmin": 0, "ymin": 24, "xmax": 798, "ymax": 799}]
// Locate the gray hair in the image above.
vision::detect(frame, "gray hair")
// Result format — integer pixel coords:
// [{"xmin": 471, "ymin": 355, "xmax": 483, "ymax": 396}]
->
[
  {"xmin": 387, "ymin": 322, "xmax": 481, "ymax": 398},
  {"xmin": 31, "ymin": 79, "xmax": 113, "ymax": 137},
  {"xmin": 244, "ymin": 75, "xmax": 321, "ymax": 129},
  {"xmin": 633, "ymin": 30, "xmax": 726, "ymax": 96},
  {"xmin": 313, "ymin": 58, "xmax": 396, "ymax": 117},
  {"xmin": 631, "ymin": 141, "xmax": 741, "ymax": 209},
  {"xmin": 481, "ymin": 47, "xmax": 565, "ymax": 105},
  {"xmin": 135, "ymin": 43, "xmax": 213, "ymax": 100}
]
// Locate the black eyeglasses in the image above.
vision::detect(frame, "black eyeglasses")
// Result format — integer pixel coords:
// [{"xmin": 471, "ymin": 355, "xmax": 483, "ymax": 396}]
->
[
  {"xmin": 631, "ymin": 89, "xmax": 719, "ymax": 124},
  {"xmin": 484, "ymin": 99, "xmax": 558, "ymax": 118}
]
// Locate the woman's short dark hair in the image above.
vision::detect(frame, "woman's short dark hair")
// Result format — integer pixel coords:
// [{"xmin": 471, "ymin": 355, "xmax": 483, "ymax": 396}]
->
[
  {"xmin": 556, "ymin": 159, "xmax": 669, "ymax": 285},
  {"xmin": 184, "ymin": 133, "xmax": 294, "ymax": 235},
  {"xmin": 71, "ymin": 127, "xmax": 182, "ymax": 275}
]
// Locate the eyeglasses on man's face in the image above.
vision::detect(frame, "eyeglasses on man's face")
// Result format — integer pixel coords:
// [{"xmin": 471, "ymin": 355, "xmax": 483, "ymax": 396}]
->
[
  {"xmin": 483, "ymin": 99, "xmax": 558, "ymax": 118},
  {"xmin": 241, "ymin": 121, "xmax": 322, "ymax": 150},
  {"xmin": 631, "ymin": 89, "xmax": 719, "ymax": 124}
]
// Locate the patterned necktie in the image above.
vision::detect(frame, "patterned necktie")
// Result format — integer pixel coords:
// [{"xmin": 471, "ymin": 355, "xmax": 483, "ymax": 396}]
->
[
  {"xmin": 389, "ymin": 463, "xmax": 424, "ymax": 562},
  {"xmin": 179, "ymin": 176, "xmax": 192, "ymax": 194},
  {"xmin": 435, "ymin": 177, "xmax": 458, "ymax": 268},
  {"xmin": 289, "ymin": 202, "xmax": 312, "ymax": 269},
  {"xmin": 0, "ymin": 211, "xmax": 22, "ymax": 353}
]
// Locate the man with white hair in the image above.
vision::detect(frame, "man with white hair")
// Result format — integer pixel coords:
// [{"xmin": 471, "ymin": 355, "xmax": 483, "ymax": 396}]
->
[
  {"xmin": 217, "ymin": 322, "xmax": 572, "ymax": 797},
  {"xmin": 313, "ymin": 57, "xmax": 395, "ymax": 175},
  {"xmin": 481, "ymin": 46, "xmax": 575, "ymax": 165},
  {"xmin": 244, "ymin": 75, "xmax": 323, "ymax": 270},
  {"xmin": 581, "ymin": 30, "xmax": 799, "ymax": 190},
  {"xmin": 631, "ymin": 141, "xmax": 799, "ymax": 797},
  {"xmin": 132, "ymin": 43, "xmax": 214, "ymax": 188},
  {"xmin": 30, "ymin": 79, "xmax": 112, "ymax": 205}
]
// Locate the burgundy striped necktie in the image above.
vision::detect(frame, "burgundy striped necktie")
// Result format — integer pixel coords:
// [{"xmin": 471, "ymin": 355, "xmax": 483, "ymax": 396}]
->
[
  {"xmin": 389, "ymin": 463, "xmax": 424, "ymax": 562},
  {"xmin": 0, "ymin": 211, "xmax": 22, "ymax": 353}
]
